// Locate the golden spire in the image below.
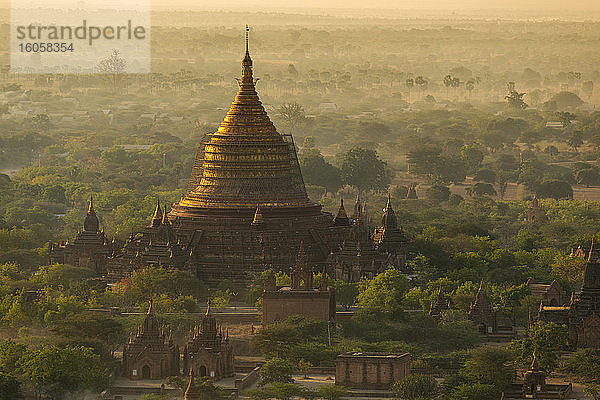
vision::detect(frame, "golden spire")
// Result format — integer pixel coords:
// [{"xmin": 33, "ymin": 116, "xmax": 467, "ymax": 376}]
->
[
  {"xmin": 174, "ymin": 26, "xmax": 315, "ymax": 210},
  {"xmin": 151, "ymin": 198, "xmax": 163, "ymax": 227},
  {"xmin": 251, "ymin": 204, "xmax": 263, "ymax": 226}
]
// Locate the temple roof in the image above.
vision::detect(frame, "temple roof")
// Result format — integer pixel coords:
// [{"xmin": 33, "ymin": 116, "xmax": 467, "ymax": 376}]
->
[
  {"xmin": 583, "ymin": 238, "xmax": 600, "ymax": 290},
  {"xmin": 83, "ymin": 195, "xmax": 99, "ymax": 233},
  {"xmin": 176, "ymin": 27, "xmax": 314, "ymax": 210}
]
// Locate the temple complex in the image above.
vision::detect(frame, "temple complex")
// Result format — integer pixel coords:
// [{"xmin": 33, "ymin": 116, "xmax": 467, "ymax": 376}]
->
[
  {"xmin": 49, "ymin": 196, "xmax": 116, "ymax": 275},
  {"xmin": 262, "ymin": 244, "xmax": 336, "ymax": 325},
  {"xmin": 406, "ymin": 183, "xmax": 418, "ymax": 199},
  {"xmin": 106, "ymin": 199, "xmax": 189, "ymax": 280},
  {"xmin": 539, "ymin": 239, "xmax": 600, "ymax": 348},
  {"xmin": 166, "ymin": 28, "xmax": 407, "ymax": 286},
  {"xmin": 122, "ymin": 301, "xmax": 180, "ymax": 380},
  {"xmin": 183, "ymin": 301, "xmax": 235, "ymax": 380}
]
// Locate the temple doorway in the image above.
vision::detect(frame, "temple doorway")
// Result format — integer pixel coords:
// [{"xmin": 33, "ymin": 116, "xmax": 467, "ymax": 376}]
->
[
  {"xmin": 142, "ymin": 365, "xmax": 151, "ymax": 379},
  {"xmin": 199, "ymin": 365, "xmax": 207, "ymax": 377}
]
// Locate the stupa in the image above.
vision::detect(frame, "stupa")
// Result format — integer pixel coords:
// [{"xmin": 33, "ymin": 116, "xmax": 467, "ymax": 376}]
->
[{"xmin": 168, "ymin": 27, "xmax": 349, "ymax": 285}]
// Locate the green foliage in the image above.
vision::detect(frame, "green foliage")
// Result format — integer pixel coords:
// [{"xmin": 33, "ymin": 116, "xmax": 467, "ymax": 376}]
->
[
  {"xmin": 258, "ymin": 358, "xmax": 295, "ymax": 386},
  {"xmin": 333, "ymin": 280, "xmax": 358, "ymax": 309},
  {"xmin": 448, "ymin": 383, "xmax": 500, "ymax": 400},
  {"xmin": 463, "ymin": 347, "xmax": 514, "ymax": 389},
  {"xmin": 339, "ymin": 147, "xmax": 390, "ymax": 193},
  {"xmin": 510, "ymin": 322, "xmax": 569, "ymax": 373},
  {"xmin": 357, "ymin": 268, "xmax": 410, "ymax": 318},
  {"xmin": 0, "ymin": 371, "xmax": 21, "ymax": 400},
  {"xmin": 392, "ymin": 374, "xmax": 439, "ymax": 399},
  {"xmin": 317, "ymin": 384, "xmax": 349, "ymax": 400},
  {"xmin": 300, "ymin": 149, "xmax": 342, "ymax": 193},
  {"xmin": 561, "ymin": 349, "xmax": 600, "ymax": 382},
  {"xmin": 248, "ymin": 382, "xmax": 310, "ymax": 400}
]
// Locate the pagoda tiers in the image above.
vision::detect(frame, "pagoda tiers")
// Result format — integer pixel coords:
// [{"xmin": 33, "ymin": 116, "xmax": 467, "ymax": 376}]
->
[
  {"xmin": 539, "ymin": 239, "xmax": 600, "ymax": 348},
  {"xmin": 49, "ymin": 196, "xmax": 115, "ymax": 274},
  {"xmin": 167, "ymin": 28, "xmax": 371, "ymax": 286},
  {"xmin": 183, "ymin": 300, "xmax": 234, "ymax": 380},
  {"xmin": 122, "ymin": 301, "xmax": 180, "ymax": 380},
  {"xmin": 106, "ymin": 199, "xmax": 189, "ymax": 280}
]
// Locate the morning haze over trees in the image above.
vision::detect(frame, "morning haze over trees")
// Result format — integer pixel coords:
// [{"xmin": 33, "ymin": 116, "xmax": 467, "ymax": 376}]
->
[{"xmin": 0, "ymin": 2, "xmax": 599, "ymax": 400}]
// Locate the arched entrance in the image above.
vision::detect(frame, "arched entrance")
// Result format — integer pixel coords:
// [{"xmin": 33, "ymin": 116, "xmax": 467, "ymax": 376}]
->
[
  {"xmin": 142, "ymin": 365, "xmax": 151, "ymax": 379},
  {"xmin": 199, "ymin": 365, "xmax": 207, "ymax": 377}
]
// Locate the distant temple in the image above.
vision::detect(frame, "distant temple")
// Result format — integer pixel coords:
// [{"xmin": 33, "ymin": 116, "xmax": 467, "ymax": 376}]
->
[
  {"xmin": 428, "ymin": 286, "xmax": 450, "ymax": 320},
  {"xmin": 262, "ymin": 243, "xmax": 336, "ymax": 325},
  {"xmin": 501, "ymin": 353, "xmax": 572, "ymax": 400},
  {"xmin": 406, "ymin": 183, "xmax": 418, "ymax": 199},
  {"xmin": 526, "ymin": 278, "xmax": 565, "ymax": 306},
  {"xmin": 468, "ymin": 280, "xmax": 514, "ymax": 335},
  {"xmin": 49, "ymin": 196, "xmax": 116, "ymax": 274},
  {"xmin": 527, "ymin": 195, "xmax": 547, "ymax": 223},
  {"xmin": 183, "ymin": 300, "xmax": 234, "ymax": 380},
  {"xmin": 122, "ymin": 301, "xmax": 180, "ymax": 380},
  {"xmin": 335, "ymin": 352, "xmax": 411, "ymax": 390},
  {"xmin": 539, "ymin": 239, "xmax": 600, "ymax": 348}
]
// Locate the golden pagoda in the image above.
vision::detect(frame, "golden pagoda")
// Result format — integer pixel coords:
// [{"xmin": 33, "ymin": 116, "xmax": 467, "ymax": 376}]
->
[{"xmin": 168, "ymin": 27, "xmax": 406, "ymax": 286}]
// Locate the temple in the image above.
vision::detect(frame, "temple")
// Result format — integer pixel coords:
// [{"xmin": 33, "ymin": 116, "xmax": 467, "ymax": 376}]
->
[
  {"xmin": 122, "ymin": 301, "xmax": 180, "ymax": 380},
  {"xmin": 262, "ymin": 244, "xmax": 336, "ymax": 325},
  {"xmin": 49, "ymin": 196, "xmax": 116, "ymax": 274},
  {"xmin": 527, "ymin": 195, "xmax": 547, "ymax": 223},
  {"xmin": 539, "ymin": 239, "xmax": 600, "ymax": 348},
  {"xmin": 166, "ymin": 28, "xmax": 408, "ymax": 286},
  {"xmin": 468, "ymin": 280, "xmax": 514, "ymax": 335},
  {"xmin": 183, "ymin": 300, "xmax": 235, "ymax": 380}
]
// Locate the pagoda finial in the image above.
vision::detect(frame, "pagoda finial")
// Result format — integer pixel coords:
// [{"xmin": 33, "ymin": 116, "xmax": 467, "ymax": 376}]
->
[
  {"xmin": 245, "ymin": 24, "xmax": 250, "ymax": 54},
  {"xmin": 205, "ymin": 298, "xmax": 212, "ymax": 317},
  {"xmin": 151, "ymin": 197, "xmax": 163, "ymax": 227},
  {"xmin": 251, "ymin": 204, "xmax": 263, "ymax": 226},
  {"xmin": 88, "ymin": 194, "xmax": 95, "ymax": 214},
  {"xmin": 386, "ymin": 192, "xmax": 392, "ymax": 209},
  {"xmin": 147, "ymin": 298, "xmax": 154, "ymax": 315},
  {"xmin": 530, "ymin": 352, "xmax": 540, "ymax": 371}
]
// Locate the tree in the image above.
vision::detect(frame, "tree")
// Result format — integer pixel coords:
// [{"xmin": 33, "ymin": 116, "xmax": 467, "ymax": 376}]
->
[
  {"xmin": 576, "ymin": 168, "xmax": 600, "ymax": 187},
  {"xmin": 31, "ymin": 114, "xmax": 51, "ymax": 131},
  {"xmin": 506, "ymin": 90, "xmax": 528, "ymax": 109},
  {"xmin": 535, "ymin": 180, "xmax": 573, "ymax": 200},
  {"xmin": 317, "ymin": 384, "xmax": 349, "ymax": 400},
  {"xmin": 510, "ymin": 322, "xmax": 568, "ymax": 373},
  {"xmin": 258, "ymin": 358, "xmax": 295, "ymax": 386},
  {"xmin": 465, "ymin": 79, "xmax": 475, "ymax": 99},
  {"xmin": 561, "ymin": 349, "xmax": 600, "ymax": 382},
  {"xmin": 97, "ymin": 49, "xmax": 126, "ymax": 93},
  {"xmin": 300, "ymin": 149, "xmax": 342, "ymax": 193},
  {"xmin": 49, "ymin": 312, "xmax": 125, "ymax": 355},
  {"xmin": 357, "ymin": 268, "xmax": 410, "ymax": 318},
  {"xmin": 0, "ymin": 372, "xmax": 21, "ymax": 400},
  {"xmin": 339, "ymin": 147, "xmax": 390, "ymax": 193},
  {"xmin": 277, "ymin": 102, "xmax": 306, "ymax": 134},
  {"xmin": 334, "ymin": 280, "xmax": 358, "ymax": 310},
  {"xmin": 584, "ymin": 383, "xmax": 600, "ymax": 400},
  {"xmin": 405, "ymin": 78, "xmax": 414, "ymax": 103},
  {"xmin": 392, "ymin": 374, "xmax": 439, "ymax": 399},
  {"xmin": 467, "ymin": 182, "xmax": 497, "ymax": 197},
  {"xmin": 463, "ymin": 347, "xmax": 514, "ymax": 389},
  {"xmin": 424, "ymin": 184, "xmax": 450, "ymax": 203},
  {"xmin": 567, "ymin": 131, "xmax": 584, "ymax": 152},
  {"xmin": 415, "ymin": 76, "xmax": 428, "ymax": 95},
  {"xmin": 297, "ymin": 359, "xmax": 312, "ymax": 379},
  {"xmin": 474, "ymin": 169, "xmax": 496, "ymax": 184},
  {"xmin": 460, "ymin": 146, "xmax": 484, "ymax": 175},
  {"xmin": 22, "ymin": 345, "xmax": 109, "ymax": 399},
  {"xmin": 248, "ymin": 383, "xmax": 310, "ymax": 400},
  {"xmin": 448, "ymin": 383, "xmax": 499, "ymax": 400}
]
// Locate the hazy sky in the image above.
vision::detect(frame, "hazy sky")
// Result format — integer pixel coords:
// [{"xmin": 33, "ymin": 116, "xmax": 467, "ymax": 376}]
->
[{"xmin": 149, "ymin": 0, "xmax": 600, "ymax": 12}]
